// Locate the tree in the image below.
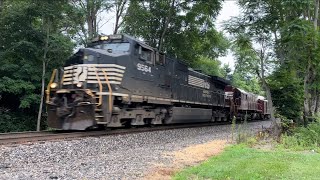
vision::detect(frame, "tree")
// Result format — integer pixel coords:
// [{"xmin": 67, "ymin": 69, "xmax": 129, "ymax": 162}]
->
[
  {"xmin": 193, "ymin": 56, "xmax": 223, "ymax": 77},
  {"xmin": 70, "ymin": 0, "xmax": 113, "ymax": 45},
  {"xmin": 268, "ymin": 66, "xmax": 304, "ymax": 120},
  {"xmin": 230, "ymin": 71, "xmax": 262, "ymax": 95},
  {"xmin": 0, "ymin": 0, "xmax": 74, "ymax": 132},
  {"xmin": 122, "ymin": 0, "xmax": 228, "ymax": 66},
  {"xmin": 0, "ymin": 0, "xmax": 4, "ymax": 12},
  {"xmin": 225, "ymin": 0, "xmax": 320, "ymax": 129},
  {"xmin": 231, "ymin": 33, "xmax": 275, "ymax": 118},
  {"xmin": 113, "ymin": 0, "xmax": 128, "ymax": 34}
]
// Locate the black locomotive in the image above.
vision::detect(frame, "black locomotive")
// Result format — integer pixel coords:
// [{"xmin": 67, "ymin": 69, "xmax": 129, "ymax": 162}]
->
[{"xmin": 46, "ymin": 34, "xmax": 270, "ymax": 130}]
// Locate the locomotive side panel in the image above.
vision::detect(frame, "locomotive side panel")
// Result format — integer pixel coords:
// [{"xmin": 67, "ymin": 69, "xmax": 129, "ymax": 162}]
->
[
  {"xmin": 171, "ymin": 61, "xmax": 227, "ymax": 107},
  {"xmin": 46, "ymin": 34, "xmax": 269, "ymax": 130}
]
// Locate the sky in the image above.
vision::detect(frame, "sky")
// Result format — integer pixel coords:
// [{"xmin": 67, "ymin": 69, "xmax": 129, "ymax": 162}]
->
[
  {"xmin": 100, "ymin": 0, "xmax": 240, "ymax": 69},
  {"xmin": 215, "ymin": 1, "xmax": 240, "ymax": 70}
]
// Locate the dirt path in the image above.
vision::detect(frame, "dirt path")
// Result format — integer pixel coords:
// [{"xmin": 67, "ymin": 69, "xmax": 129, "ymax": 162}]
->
[{"xmin": 143, "ymin": 140, "xmax": 227, "ymax": 180}]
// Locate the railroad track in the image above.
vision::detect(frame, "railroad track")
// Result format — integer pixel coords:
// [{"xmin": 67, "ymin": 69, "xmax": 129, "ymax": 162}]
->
[
  {"xmin": 0, "ymin": 130, "xmax": 109, "ymax": 145},
  {"xmin": 0, "ymin": 121, "xmax": 264, "ymax": 146}
]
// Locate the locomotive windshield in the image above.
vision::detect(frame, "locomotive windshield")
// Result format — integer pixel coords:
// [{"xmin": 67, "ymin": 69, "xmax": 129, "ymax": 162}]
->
[{"xmin": 93, "ymin": 42, "xmax": 130, "ymax": 54}]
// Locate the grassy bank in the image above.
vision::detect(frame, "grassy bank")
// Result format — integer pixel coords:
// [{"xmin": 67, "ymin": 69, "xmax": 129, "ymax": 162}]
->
[{"xmin": 173, "ymin": 145, "xmax": 320, "ymax": 180}]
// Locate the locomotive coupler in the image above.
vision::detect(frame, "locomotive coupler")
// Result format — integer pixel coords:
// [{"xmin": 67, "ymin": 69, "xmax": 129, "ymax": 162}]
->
[{"xmin": 47, "ymin": 89, "xmax": 96, "ymax": 130}]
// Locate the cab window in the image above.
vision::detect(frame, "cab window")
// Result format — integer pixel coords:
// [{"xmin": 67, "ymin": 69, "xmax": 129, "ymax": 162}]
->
[
  {"xmin": 156, "ymin": 53, "xmax": 165, "ymax": 65},
  {"xmin": 138, "ymin": 46, "xmax": 153, "ymax": 64},
  {"xmin": 141, "ymin": 48, "xmax": 152, "ymax": 61},
  {"xmin": 104, "ymin": 43, "xmax": 130, "ymax": 53}
]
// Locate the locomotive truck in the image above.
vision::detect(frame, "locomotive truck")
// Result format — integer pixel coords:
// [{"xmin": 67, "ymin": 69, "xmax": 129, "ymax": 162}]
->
[{"xmin": 46, "ymin": 34, "xmax": 270, "ymax": 130}]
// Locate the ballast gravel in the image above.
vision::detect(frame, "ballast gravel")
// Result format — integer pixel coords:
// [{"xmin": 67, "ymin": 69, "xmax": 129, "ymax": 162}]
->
[{"xmin": 0, "ymin": 120, "xmax": 271, "ymax": 180}]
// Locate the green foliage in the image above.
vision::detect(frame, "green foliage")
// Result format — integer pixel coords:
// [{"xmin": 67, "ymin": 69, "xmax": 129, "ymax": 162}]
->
[
  {"xmin": 279, "ymin": 120, "xmax": 320, "ymax": 152},
  {"xmin": 192, "ymin": 56, "xmax": 222, "ymax": 77},
  {"xmin": 225, "ymin": 0, "xmax": 320, "ymax": 122},
  {"xmin": 69, "ymin": 0, "xmax": 114, "ymax": 45},
  {"xmin": 230, "ymin": 114, "xmax": 258, "ymax": 146},
  {"xmin": 220, "ymin": 63, "xmax": 232, "ymax": 79},
  {"xmin": 231, "ymin": 116, "xmax": 236, "ymax": 141},
  {"xmin": 231, "ymin": 71, "xmax": 263, "ymax": 95},
  {"xmin": 276, "ymin": 113, "xmax": 295, "ymax": 133},
  {"xmin": 235, "ymin": 114, "xmax": 253, "ymax": 145},
  {"xmin": 0, "ymin": 0, "xmax": 74, "ymax": 132},
  {"xmin": 269, "ymin": 67, "xmax": 304, "ymax": 121},
  {"xmin": 173, "ymin": 145, "xmax": 320, "ymax": 180},
  {"xmin": 0, "ymin": 110, "xmax": 47, "ymax": 132},
  {"xmin": 122, "ymin": 0, "xmax": 229, "ymax": 65}
]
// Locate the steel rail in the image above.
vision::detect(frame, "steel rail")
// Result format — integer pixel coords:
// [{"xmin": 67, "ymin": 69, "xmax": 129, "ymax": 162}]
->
[{"xmin": 0, "ymin": 121, "xmax": 267, "ymax": 146}]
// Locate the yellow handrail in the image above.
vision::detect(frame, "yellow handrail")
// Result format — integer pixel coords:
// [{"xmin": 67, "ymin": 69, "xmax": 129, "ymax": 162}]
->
[
  {"xmin": 94, "ymin": 67, "xmax": 103, "ymax": 106},
  {"xmin": 60, "ymin": 70, "xmax": 65, "ymax": 86},
  {"xmin": 46, "ymin": 69, "xmax": 57, "ymax": 103},
  {"xmin": 102, "ymin": 69, "xmax": 113, "ymax": 112}
]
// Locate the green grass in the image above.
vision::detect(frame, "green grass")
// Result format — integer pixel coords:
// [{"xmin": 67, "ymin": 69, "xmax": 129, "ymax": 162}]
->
[{"xmin": 173, "ymin": 145, "xmax": 320, "ymax": 180}]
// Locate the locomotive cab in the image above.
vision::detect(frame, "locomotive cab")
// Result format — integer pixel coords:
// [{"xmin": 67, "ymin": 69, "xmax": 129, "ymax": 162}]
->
[
  {"xmin": 46, "ymin": 34, "xmax": 134, "ymax": 130},
  {"xmin": 46, "ymin": 34, "xmax": 169, "ymax": 130}
]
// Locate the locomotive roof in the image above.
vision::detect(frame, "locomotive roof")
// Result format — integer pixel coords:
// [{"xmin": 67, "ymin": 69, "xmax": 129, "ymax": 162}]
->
[
  {"xmin": 235, "ymin": 88, "xmax": 266, "ymax": 100},
  {"xmin": 188, "ymin": 68, "xmax": 210, "ymax": 77},
  {"xmin": 212, "ymin": 76, "xmax": 231, "ymax": 86},
  {"xmin": 88, "ymin": 33, "xmax": 154, "ymax": 50}
]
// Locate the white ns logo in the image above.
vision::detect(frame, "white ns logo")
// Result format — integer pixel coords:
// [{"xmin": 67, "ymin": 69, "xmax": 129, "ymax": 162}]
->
[{"xmin": 137, "ymin": 63, "xmax": 151, "ymax": 73}]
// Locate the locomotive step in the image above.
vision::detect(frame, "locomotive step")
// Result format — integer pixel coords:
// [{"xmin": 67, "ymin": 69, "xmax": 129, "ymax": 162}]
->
[{"xmin": 96, "ymin": 122, "xmax": 108, "ymax": 124}]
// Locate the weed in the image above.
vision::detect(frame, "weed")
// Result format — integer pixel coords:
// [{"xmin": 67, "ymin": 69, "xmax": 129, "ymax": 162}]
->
[
  {"xmin": 231, "ymin": 116, "xmax": 236, "ymax": 141},
  {"xmin": 279, "ymin": 120, "xmax": 320, "ymax": 152}
]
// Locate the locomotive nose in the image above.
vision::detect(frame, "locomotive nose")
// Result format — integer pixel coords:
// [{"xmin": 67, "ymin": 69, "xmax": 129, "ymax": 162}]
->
[{"xmin": 47, "ymin": 90, "xmax": 96, "ymax": 130}]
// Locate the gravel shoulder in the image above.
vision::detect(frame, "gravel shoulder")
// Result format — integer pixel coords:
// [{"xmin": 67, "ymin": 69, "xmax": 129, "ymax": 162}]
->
[{"xmin": 0, "ymin": 120, "xmax": 271, "ymax": 180}]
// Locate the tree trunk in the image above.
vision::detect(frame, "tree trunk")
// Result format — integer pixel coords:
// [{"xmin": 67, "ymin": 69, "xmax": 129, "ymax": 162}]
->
[
  {"xmin": 314, "ymin": 0, "xmax": 319, "ymax": 29},
  {"xmin": 303, "ymin": 62, "xmax": 311, "ymax": 125},
  {"xmin": 315, "ymin": 92, "xmax": 320, "ymax": 114},
  {"xmin": 256, "ymin": 46, "xmax": 278, "ymax": 137},
  {"xmin": 303, "ymin": 0, "xmax": 320, "ymax": 123},
  {"xmin": 113, "ymin": 0, "xmax": 127, "ymax": 34},
  {"xmin": 87, "ymin": 0, "xmax": 94, "ymax": 39},
  {"xmin": 37, "ymin": 60, "xmax": 46, "ymax": 131},
  {"xmin": 0, "ymin": 0, "xmax": 4, "ymax": 12},
  {"xmin": 158, "ymin": 0, "xmax": 175, "ymax": 52},
  {"xmin": 312, "ymin": 89, "xmax": 319, "ymax": 114},
  {"xmin": 37, "ymin": 18, "xmax": 50, "ymax": 131},
  {"xmin": 86, "ymin": 0, "xmax": 98, "ymax": 40}
]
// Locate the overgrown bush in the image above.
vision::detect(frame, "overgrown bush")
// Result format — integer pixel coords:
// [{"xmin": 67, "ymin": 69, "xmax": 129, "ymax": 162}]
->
[
  {"xmin": 231, "ymin": 114, "xmax": 253, "ymax": 145},
  {"xmin": 276, "ymin": 113, "xmax": 295, "ymax": 134},
  {"xmin": 269, "ymin": 67, "xmax": 304, "ymax": 122},
  {"xmin": 0, "ymin": 110, "xmax": 47, "ymax": 133},
  {"xmin": 280, "ymin": 120, "xmax": 320, "ymax": 152}
]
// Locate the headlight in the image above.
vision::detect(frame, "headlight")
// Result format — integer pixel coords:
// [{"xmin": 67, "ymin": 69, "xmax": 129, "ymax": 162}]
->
[
  {"xmin": 76, "ymin": 82, "xmax": 83, "ymax": 88},
  {"xmin": 50, "ymin": 83, "xmax": 58, "ymax": 89},
  {"xmin": 100, "ymin": 36, "xmax": 109, "ymax": 40}
]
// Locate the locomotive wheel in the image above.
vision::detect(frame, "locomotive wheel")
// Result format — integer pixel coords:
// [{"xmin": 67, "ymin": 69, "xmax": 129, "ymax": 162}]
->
[
  {"xmin": 131, "ymin": 115, "xmax": 145, "ymax": 126},
  {"xmin": 211, "ymin": 116, "xmax": 215, "ymax": 122},
  {"xmin": 107, "ymin": 115, "xmax": 122, "ymax": 127},
  {"xmin": 151, "ymin": 115, "xmax": 162, "ymax": 125}
]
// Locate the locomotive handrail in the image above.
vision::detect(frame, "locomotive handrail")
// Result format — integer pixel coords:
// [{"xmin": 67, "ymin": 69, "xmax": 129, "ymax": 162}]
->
[
  {"xmin": 60, "ymin": 69, "xmax": 65, "ymax": 86},
  {"xmin": 94, "ymin": 67, "xmax": 103, "ymax": 106},
  {"xmin": 101, "ymin": 69, "xmax": 113, "ymax": 112},
  {"xmin": 46, "ymin": 69, "xmax": 57, "ymax": 103}
]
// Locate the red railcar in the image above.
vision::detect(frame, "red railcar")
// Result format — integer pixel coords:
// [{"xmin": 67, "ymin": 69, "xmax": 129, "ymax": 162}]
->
[{"xmin": 225, "ymin": 85, "xmax": 270, "ymax": 120}]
